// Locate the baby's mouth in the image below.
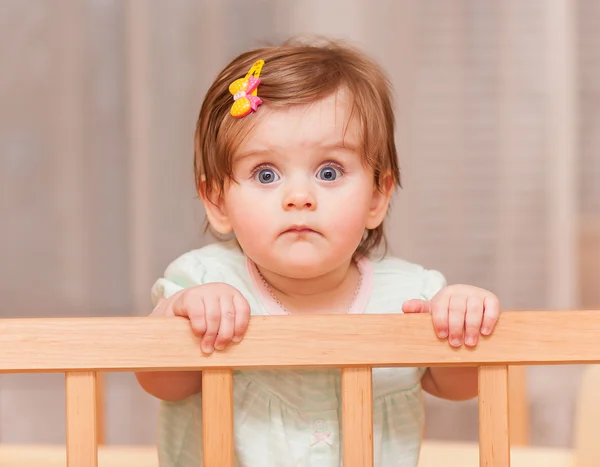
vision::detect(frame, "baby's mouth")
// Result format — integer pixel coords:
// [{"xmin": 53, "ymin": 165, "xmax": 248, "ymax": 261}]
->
[{"xmin": 281, "ymin": 225, "xmax": 320, "ymax": 236}]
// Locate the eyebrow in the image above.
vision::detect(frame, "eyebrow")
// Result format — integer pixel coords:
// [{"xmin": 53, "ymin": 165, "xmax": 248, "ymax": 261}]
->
[
  {"xmin": 320, "ymin": 141, "xmax": 359, "ymax": 153},
  {"xmin": 234, "ymin": 149, "xmax": 274, "ymax": 162},
  {"xmin": 235, "ymin": 141, "xmax": 359, "ymax": 161}
]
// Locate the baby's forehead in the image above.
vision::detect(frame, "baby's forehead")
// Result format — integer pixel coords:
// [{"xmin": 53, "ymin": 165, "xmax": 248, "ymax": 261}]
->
[{"xmin": 236, "ymin": 93, "xmax": 362, "ymax": 156}]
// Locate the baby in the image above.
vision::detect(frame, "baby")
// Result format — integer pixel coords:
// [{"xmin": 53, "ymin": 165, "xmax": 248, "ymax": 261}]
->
[{"xmin": 136, "ymin": 39, "xmax": 500, "ymax": 467}]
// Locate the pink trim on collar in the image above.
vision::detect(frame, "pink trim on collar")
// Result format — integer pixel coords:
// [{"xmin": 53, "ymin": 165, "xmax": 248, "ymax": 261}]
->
[{"xmin": 246, "ymin": 256, "xmax": 373, "ymax": 315}]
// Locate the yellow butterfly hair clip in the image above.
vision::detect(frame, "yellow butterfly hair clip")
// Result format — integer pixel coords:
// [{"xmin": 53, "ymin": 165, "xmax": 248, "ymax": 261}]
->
[{"xmin": 229, "ymin": 60, "xmax": 264, "ymax": 118}]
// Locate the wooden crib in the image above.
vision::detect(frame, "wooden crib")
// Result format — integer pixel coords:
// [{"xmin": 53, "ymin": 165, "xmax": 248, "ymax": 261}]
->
[{"xmin": 0, "ymin": 311, "xmax": 596, "ymax": 467}]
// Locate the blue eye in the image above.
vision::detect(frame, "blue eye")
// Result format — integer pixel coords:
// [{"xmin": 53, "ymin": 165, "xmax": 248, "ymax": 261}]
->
[
  {"xmin": 255, "ymin": 168, "xmax": 279, "ymax": 184},
  {"xmin": 317, "ymin": 166, "xmax": 340, "ymax": 181}
]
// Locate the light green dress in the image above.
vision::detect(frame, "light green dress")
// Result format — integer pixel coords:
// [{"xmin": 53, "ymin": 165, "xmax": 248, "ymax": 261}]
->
[{"xmin": 151, "ymin": 239, "xmax": 446, "ymax": 467}]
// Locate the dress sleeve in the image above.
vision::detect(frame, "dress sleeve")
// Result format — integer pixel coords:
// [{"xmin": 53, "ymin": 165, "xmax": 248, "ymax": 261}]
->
[
  {"xmin": 150, "ymin": 252, "xmax": 209, "ymax": 306},
  {"xmin": 420, "ymin": 268, "xmax": 447, "ymax": 300}
]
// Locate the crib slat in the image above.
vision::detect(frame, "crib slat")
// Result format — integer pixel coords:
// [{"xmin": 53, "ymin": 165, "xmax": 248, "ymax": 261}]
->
[
  {"xmin": 478, "ymin": 365, "xmax": 510, "ymax": 467},
  {"xmin": 65, "ymin": 372, "xmax": 98, "ymax": 467},
  {"xmin": 508, "ymin": 366, "xmax": 529, "ymax": 445},
  {"xmin": 202, "ymin": 369, "xmax": 234, "ymax": 467},
  {"xmin": 95, "ymin": 372, "xmax": 105, "ymax": 445},
  {"xmin": 341, "ymin": 367, "xmax": 373, "ymax": 467}
]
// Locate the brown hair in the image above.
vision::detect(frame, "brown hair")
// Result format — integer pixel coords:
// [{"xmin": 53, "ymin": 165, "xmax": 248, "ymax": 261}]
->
[{"xmin": 194, "ymin": 38, "xmax": 400, "ymax": 256}]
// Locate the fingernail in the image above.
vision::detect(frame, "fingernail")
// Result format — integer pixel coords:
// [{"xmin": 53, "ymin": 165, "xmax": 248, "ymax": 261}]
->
[
  {"xmin": 465, "ymin": 336, "xmax": 475, "ymax": 346},
  {"xmin": 450, "ymin": 338, "xmax": 461, "ymax": 347},
  {"xmin": 232, "ymin": 336, "xmax": 241, "ymax": 343},
  {"xmin": 438, "ymin": 330, "xmax": 448, "ymax": 338},
  {"xmin": 202, "ymin": 346, "xmax": 214, "ymax": 354},
  {"xmin": 481, "ymin": 327, "xmax": 491, "ymax": 335},
  {"xmin": 214, "ymin": 344, "xmax": 224, "ymax": 351}
]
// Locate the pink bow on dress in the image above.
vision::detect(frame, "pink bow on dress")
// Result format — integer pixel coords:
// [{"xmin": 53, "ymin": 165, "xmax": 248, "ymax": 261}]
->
[{"xmin": 311, "ymin": 430, "xmax": 333, "ymax": 446}]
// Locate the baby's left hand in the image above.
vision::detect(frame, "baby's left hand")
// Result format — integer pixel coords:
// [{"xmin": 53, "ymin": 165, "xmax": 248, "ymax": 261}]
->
[{"xmin": 402, "ymin": 285, "xmax": 500, "ymax": 348}]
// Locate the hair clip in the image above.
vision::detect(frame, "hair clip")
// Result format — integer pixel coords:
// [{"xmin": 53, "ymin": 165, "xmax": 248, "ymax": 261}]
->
[{"xmin": 229, "ymin": 59, "xmax": 264, "ymax": 118}]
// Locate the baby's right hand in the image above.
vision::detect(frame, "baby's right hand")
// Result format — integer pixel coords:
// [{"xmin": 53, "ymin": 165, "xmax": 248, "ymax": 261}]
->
[{"xmin": 163, "ymin": 283, "xmax": 251, "ymax": 354}]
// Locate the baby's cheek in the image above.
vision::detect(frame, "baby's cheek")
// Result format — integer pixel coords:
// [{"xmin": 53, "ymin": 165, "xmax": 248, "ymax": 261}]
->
[
  {"xmin": 232, "ymin": 207, "xmax": 266, "ymax": 237},
  {"xmin": 227, "ymin": 191, "xmax": 265, "ymax": 225},
  {"xmin": 230, "ymin": 196, "xmax": 278, "ymax": 241},
  {"xmin": 328, "ymin": 203, "xmax": 369, "ymax": 240}
]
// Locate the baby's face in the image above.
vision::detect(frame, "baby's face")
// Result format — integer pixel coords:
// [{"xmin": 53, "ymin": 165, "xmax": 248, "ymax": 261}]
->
[{"xmin": 221, "ymin": 90, "xmax": 386, "ymax": 279}]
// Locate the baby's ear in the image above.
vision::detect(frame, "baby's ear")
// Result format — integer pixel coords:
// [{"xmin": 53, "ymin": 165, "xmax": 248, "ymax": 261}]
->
[
  {"xmin": 366, "ymin": 171, "xmax": 394, "ymax": 230},
  {"xmin": 198, "ymin": 177, "xmax": 233, "ymax": 235}
]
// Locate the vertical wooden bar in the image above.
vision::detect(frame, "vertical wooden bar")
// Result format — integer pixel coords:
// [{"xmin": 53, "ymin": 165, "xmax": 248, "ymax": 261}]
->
[
  {"xmin": 507, "ymin": 366, "xmax": 529, "ymax": 446},
  {"xmin": 66, "ymin": 372, "xmax": 98, "ymax": 467},
  {"xmin": 573, "ymin": 365, "xmax": 600, "ymax": 467},
  {"xmin": 341, "ymin": 367, "xmax": 373, "ymax": 467},
  {"xmin": 95, "ymin": 373, "xmax": 105, "ymax": 445},
  {"xmin": 202, "ymin": 369, "xmax": 234, "ymax": 467},
  {"xmin": 478, "ymin": 365, "xmax": 510, "ymax": 467}
]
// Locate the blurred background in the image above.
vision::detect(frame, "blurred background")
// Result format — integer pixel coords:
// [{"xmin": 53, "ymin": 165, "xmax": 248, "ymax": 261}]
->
[{"xmin": 0, "ymin": 0, "xmax": 598, "ymax": 450}]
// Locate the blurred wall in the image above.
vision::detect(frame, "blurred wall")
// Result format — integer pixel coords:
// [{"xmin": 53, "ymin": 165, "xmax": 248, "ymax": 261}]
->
[{"xmin": 0, "ymin": 0, "xmax": 599, "ymax": 448}]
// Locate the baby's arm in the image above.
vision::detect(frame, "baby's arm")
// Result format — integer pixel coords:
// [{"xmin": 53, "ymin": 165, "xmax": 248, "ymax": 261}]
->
[
  {"xmin": 421, "ymin": 367, "xmax": 478, "ymax": 401},
  {"xmin": 135, "ymin": 284, "xmax": 250, "ymax": 402},
  {"xmin": 135, "ymin": 293, "xmax": 202, "ymax": 401},
  {"xmin": 403, "ymin": 283, "xmax": 500, "ymax": 401}
]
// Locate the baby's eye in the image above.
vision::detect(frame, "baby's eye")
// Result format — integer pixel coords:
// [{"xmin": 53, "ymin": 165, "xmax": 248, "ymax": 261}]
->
[
  {"xmin": 255, "ymin": 168, "xmax": 280, "ymax": 184},
  {"xmin": 317, "ymin": 166, "xmax": 341, "ymax": 181}
]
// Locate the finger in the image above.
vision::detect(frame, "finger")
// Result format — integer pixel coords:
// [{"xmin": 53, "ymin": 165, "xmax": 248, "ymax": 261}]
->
[
  {"xmin": 447, "ymin": 294, "xmax": 467, "ymax": 347},
  {"xmin": 464, "ymin": 296, "xmax": 484, "ymax": 347},
  {"xmin": 187, "ymin": 298, "xmax": 207, "ymax": 338},
  {"xmin": 232, "ymin": 293, "xmax": 251, "ymax": 343},
  {"xmin": 214, "ymin": 296, "xmax": 235, "ymax": 351},
  {"xmin": 151, "ymin": 293, "xmax": 180, "ymax": 317},
  {"xmin": 201, "ymin": 296, "xmax": 221, "ymax": 354},
  {"xmin": 481, "ymin": 295, "xmax": 501, "ymax": 335},
  {"xmin": 431, "ymin": 293, "xmax": 450, "ymax": 339},
  {"xmin": 171, "ymin": 292, "xmax": 188, "ymax": 318},
  {"xmin": 402, "ymin": 299, "xmax": 432, "ymax": 314}
]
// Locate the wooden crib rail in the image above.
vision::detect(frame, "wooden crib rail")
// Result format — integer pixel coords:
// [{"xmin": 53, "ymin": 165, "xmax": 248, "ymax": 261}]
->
[
  {"xmin": 0, "ymin": 311, "xmax": 598, "ymax": 371},
  {"xmin": 0, "ymin": 310, "xmax": 598, "ymax": 467}
]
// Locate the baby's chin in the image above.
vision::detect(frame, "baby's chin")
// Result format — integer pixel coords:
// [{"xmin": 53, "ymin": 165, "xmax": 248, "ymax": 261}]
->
[
  {"xmin": 262, "ymin": 252, "xmax": 350, "ymax": 280},
  {"xmin": 273, "ymin": 263, "xmax": 330, "ymax": 280}
]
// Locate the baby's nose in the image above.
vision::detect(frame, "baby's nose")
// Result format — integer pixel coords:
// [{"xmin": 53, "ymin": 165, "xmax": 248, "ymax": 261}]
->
[{"xmin": 283, "ymin": 189, "xmax": 316, "ymax": 210}]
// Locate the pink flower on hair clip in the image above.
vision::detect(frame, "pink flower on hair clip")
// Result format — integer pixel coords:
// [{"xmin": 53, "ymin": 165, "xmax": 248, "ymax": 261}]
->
[{"xmin": 229, "ymin": 60, "xmax": 264, "ymax": 118}]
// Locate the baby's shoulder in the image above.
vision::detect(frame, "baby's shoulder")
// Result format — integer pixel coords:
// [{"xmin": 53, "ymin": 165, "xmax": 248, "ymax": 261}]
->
[
  {"xmin": 366, "ymin": 255, "xmax": 447, "ymax": 308},
  {"xmin": 151, "ymin": 240, "xmax": 249, "ymax": 303},
  {"xmin": 163, "ymin": 239, "xmax": 245, "ymax": 278}
]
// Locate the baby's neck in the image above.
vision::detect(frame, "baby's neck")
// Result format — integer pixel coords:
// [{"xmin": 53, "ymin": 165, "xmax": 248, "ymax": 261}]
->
[{"xmin": 256, "ymin": 260, "xmax": 361, "ymax": 315}]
